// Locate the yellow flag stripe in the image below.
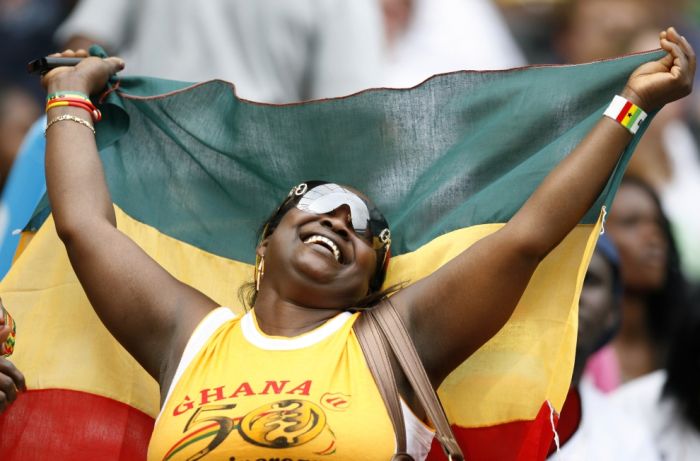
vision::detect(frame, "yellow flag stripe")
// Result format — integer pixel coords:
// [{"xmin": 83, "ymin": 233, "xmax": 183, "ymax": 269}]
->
[{"xmin": 1, "ymin": 206, "xmax": 601, "ymax": 425}]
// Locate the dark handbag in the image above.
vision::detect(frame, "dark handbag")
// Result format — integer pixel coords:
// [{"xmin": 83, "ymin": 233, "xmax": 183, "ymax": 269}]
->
[{"xmin": 354, "ymin": 300, "xmax": 465, "ymax": 461}]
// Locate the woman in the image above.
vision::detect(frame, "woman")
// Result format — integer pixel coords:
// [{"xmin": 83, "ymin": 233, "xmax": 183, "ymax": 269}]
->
[
  {"xmin": 549, "ymin": 237, "xmax": 660, "ymax": 460},
  {"xmin": 41, "ymin": 28, "xmax": 694, "ymax": 460},
  {"xmin": 606, "ymin": 176, "xmax": 692, "ymax": 383}
]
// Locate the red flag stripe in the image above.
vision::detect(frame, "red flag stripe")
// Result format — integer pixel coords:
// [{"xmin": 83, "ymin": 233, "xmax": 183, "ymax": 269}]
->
[
  {"xmin": 426, "ymin": 401, "xmax": 556, "ymax": 461},
  {"xmin": 0, "ymin": 389, "xmax": 154, "ymax": 460}
]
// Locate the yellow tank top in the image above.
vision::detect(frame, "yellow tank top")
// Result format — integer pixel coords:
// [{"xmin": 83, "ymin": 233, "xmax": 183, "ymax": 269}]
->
[{"xmin": 148, "ymin": 307, "xmax": 433, "ymax": 461}]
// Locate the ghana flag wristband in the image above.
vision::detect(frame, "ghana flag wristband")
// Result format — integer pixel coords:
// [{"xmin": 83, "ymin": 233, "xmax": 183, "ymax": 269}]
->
[{"xmin": 603, "ymin": 95, "xmax": 648, "ymax": 135}]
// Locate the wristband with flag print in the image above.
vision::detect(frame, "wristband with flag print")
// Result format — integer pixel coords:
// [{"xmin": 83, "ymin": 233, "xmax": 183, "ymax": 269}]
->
[{"xmin": 604, "ymin": 95, "xmax": 648, "ymax": 134}]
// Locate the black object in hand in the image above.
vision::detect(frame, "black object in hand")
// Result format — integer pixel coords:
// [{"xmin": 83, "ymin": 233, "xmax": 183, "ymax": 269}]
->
[{"xmin": 27, "ymin": 57, "xmax": 83, "ymax": 75}]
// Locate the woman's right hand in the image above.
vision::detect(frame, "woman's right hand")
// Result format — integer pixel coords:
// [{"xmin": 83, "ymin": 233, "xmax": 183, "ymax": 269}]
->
[
  {"xmin": 622, "ymin": 27, "xmax": 695, "ymax": 111},
  {"xmin": 41, "ymin": 49, "xmax": 125, "ymax": 96}
]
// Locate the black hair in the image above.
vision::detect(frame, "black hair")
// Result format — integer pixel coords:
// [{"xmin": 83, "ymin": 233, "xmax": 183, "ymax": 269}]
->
[
  {"xmin": 618, "ymin": 176, "xmax": 689, "ymax": 350},
  {"xmin": 662, "ymin": 285, "xmax": 700, "ymax": 431}
]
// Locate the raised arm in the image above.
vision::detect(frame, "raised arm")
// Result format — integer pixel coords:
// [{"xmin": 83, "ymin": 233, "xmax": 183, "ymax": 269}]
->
[
  {"xmin": 391, "ymin": 27, "xmax": 695, "ymax": 385},
  {"xmin": 42, "ymin": 51, "xmax": 218, "ymax": 384}
]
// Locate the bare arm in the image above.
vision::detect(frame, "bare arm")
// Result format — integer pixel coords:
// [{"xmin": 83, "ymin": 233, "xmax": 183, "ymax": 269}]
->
[
  {"xmin": 42, "ymin": 51, "xmax": 218, "ymax": 383},
  {"xmin": 390, "ymin": 28, "xmax": 695, "ymax": 385}
]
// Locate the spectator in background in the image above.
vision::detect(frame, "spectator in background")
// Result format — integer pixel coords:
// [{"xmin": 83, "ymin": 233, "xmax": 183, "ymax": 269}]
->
[
  {"xmin": 554, "ymin": 0, "xmax": 655, "ymax": 64},
  {"xmin": 605, "ymin": 177, "xmax": 691, "ymax": 385},
  {"xmin": 555, "ymin": 0, "xmax": 700, "ymax": 281},
  {"xmin": 0, "ymin": 0, "xmax": 76, "ymax": 102},
  {"xmin": 549, "ymin": 236, "xmax": 659, "ymax": 460},
  {"xmin": 612, "ymin": 286, "xmax": 700, "ymax": 460},
  {"xmin": 380, "ymin": 0, "xmax": 525, "ymax": 88},
  {"xmin": 0, "ymin": 85, "xmax": 40, "ymax": 192},
  {"xmin": 55, "ymin": 0, "xmax": 385, "ymax": 103},
  {"xmin": 564, "ymin": 3, "xmax": 700, "ymax": 380}
]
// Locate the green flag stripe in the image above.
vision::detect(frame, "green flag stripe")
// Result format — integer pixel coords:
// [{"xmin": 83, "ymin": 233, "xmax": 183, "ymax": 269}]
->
[{"xmin": 29, "ymin": 51, "xmax": 662, "ymax": 264}]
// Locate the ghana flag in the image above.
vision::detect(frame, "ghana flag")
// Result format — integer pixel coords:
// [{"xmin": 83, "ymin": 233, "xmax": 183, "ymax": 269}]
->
[{"xmin": 0, "ymin": 49, "xmax": 661, "ymax": 460}]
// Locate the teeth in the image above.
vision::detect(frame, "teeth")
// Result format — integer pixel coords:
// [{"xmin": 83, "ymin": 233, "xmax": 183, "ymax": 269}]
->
[{"xmin": 304, "ymin": 235, "xmax": 341, "ymax": 262}]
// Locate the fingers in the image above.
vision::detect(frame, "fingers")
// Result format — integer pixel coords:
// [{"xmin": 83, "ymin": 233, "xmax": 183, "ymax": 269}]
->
[
  {"xmin": 659, "ymin": 27, "xmax": 693, "ymax": 83},
  {"xmin": 0, "ymin": 358, "xmax": 25, "ymax": 392},
  {"xmin": 662, "ymin": 27, "xmax": 695, "ymax": 63},
  {"xmin": 103, "ymin": 56, "xmax": 126, "ymax": 74},
  {"xmin": 0, "ymin": 358, "xmax": 26, "ymax": 413},
  {"xmin": 660, "ymin": 36, "xmax": 686, "ymax": 69},
  {"xmin": 678, "ymin": 33, "xmax": 696, "ymax": 75},
  {"xmin": 46, "ymin": 49, "xmax": 124, "ymax": 67},
  {"xmin": 49, "ymin": 49, "xmax": 78, "ymax": 58},
  {"xmin": 41, "ymin": 52, "xmax": 126, "ymax": 94}
]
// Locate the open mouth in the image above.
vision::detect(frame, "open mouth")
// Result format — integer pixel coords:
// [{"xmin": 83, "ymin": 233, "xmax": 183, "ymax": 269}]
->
[{"xmin": 303, "ymin": 234, "xmax": 342, "ymax": 263}]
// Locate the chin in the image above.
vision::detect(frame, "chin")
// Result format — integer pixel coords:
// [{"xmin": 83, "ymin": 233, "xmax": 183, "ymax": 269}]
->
[{"xmin": 637, "ymin": 272, "xmax": 667, "ymax": 293}]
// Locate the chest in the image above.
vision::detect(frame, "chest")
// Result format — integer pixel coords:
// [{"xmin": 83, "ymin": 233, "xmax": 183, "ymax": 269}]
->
[{"xmin": 149, "ymin": 321, "xmax": 396, "ymax": 460}]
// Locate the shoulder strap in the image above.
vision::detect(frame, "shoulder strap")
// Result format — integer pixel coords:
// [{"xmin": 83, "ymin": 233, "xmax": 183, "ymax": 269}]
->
[
  {"xmin": 353, "ymin": 311, "xmax": 411, "ymax": 458},
  {"xmin": 369, "ymin": 300, "xmax": 465, "ymax": 461}
]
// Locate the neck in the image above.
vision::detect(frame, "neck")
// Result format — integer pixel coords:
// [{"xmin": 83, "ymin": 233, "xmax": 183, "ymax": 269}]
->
[
  {"xmin": 612, "ymin": 291, "xmax": 660, "ymax": 381},
  {"xmin": 252, "ymin": 288, "xmax": 344, "ymax": 337},
  {"xmin": 618, "ymin": 292, "xmax": 651, "ymax": 342}
]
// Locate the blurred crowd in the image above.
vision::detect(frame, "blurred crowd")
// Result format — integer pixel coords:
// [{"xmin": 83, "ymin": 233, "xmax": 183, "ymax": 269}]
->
[{"xmin": 1, "ymin": 0, "xmax": 700, "ymax": 458}]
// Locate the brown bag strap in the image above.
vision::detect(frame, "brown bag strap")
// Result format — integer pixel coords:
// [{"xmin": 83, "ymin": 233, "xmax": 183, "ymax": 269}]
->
[
  {"xmin": 353, "ymin": 312, "xmax": 411, "ymax": 459},
  {"xmin": 369, "ymin": 301, "xmax": 465, "ymax": 461}
]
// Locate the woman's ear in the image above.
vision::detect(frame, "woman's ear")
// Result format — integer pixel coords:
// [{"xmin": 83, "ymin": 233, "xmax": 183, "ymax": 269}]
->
[{"xmin": 256, "ymin": 239, "xmax": 268, "ymax": 258}]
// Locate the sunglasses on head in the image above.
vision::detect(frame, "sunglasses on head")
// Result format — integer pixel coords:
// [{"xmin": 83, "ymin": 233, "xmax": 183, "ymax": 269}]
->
[{"xmin": 285, "ymin": 181, "xmax": 391, "ymax": 251}]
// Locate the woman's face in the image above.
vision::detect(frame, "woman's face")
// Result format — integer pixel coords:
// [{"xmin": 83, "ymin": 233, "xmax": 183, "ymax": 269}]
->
[
  {"xmin": 258, "ymin": 203, "xmax": 379, "ymax": 309},
  {"xmin": 606, "ymin": 183, "xmax": 668, "ymax": 292},
  {"xmin": 577, "ymin": 251, "xmax": 618, "ymax": 359}
]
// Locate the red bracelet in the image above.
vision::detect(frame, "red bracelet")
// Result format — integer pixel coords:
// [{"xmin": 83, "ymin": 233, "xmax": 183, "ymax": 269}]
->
[{"xmin": 46, "ymin": 98, "xmax": 102, "ymax": 122}]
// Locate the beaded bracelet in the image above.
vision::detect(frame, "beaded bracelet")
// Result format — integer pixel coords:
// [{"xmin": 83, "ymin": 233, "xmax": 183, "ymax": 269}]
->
[
  {"xmin": 603, "ymin": 95, "xmax": 648, "ymax": 135},
  {"xmin": 45, "ymin": 114, "xmax": 96, "ymax": 136},
  {"xmin": 0, "ymin": 304, "xmax": 16, "ymax": 357}
]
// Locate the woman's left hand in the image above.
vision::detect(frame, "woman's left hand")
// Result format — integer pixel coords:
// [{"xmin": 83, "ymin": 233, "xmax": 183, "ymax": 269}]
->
[
  {"xmin": 0, "ymin": 300, "xmax": 24, "ymax": 413},
  {"xmin": 622, "ymin": 27, "xmax": 695, "ymax": 111}
]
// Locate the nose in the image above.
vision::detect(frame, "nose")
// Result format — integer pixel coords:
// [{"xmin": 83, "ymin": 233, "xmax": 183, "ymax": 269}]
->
[
  {"xmin": 319, "ymin": 205, "xmax": 352, "ymax": 239},
  {"xmin": 639, "ymin": 218, "xmax": 665, "ymax": 247}
]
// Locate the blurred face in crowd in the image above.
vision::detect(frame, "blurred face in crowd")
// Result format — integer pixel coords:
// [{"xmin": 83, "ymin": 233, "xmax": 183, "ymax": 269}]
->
[
  {"xmin": 0, "ymin": 87, "xmax": 40, "ymax": 189},
  {"xmin": 381, "ymin": 0, "xmax": 413, "ymax": 45},
  {"xmin": 561, "ymin": 0, "xmax": 654, "ymax": 63},
  {"xmin": 577, "ymin": 251, "xmax": 618, "ymax": 360},
  {"xmin": 606, "ymin": 182, "xmax": 668, "ymax": 293}
]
